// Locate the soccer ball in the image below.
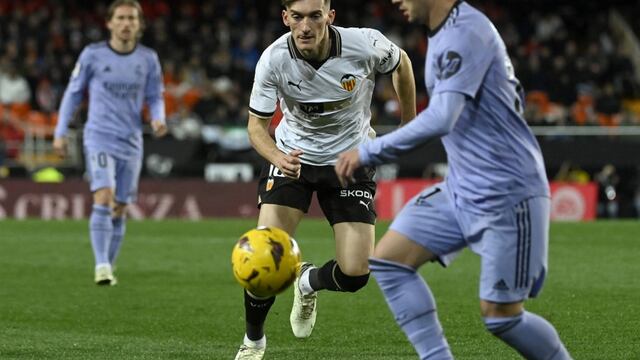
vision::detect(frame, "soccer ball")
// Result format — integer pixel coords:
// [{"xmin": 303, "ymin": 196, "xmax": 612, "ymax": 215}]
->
[{"xmin": 231, "ymin": 226, "xmax": 301, "ymax": 297}]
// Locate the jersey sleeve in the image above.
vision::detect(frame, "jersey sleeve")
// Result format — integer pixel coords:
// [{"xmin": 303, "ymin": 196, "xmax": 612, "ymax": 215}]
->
[
  {"xmin": 248, "ymin": 50, "xmax": 278, "ymax": 118},
  {"xmin": 359, "ymin": 91, "xmax": 466, "ymax": 166},
  {"xmin": 363, "ymin": 28, "xmax": 401, "ymax": 75},
  {"xmin": 145, "ymin": 51, "xmax": 166, "ymax": 123},
  {"xmin": 431, "ymin": 27, "xmax": 494, "ymax": 99},
  {"xmin": 55, "ymin": 47, "xmax": 92, "ymax": 138}
]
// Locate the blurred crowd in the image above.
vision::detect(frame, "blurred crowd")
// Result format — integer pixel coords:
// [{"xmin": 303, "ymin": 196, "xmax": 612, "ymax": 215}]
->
[{"xmin": 1, "ymin": 0, "xmax": 640, "ymax": 160}]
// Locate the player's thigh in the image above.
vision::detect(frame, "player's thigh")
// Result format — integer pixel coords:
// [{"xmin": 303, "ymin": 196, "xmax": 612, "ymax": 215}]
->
[
  {"xmin": 114, "ymin": 155, "xmax": 142, "ymax": 204},
  {"xmin": 374, "ymin": 230, "xmax": 438, "ymax": 269},
  {"xmin": 257, "ymin": 162, "xmax": 314, "ymax": 217},
  {"xmin": 469, "ymin": 196, "xmax": 550, "ymax": 303},
  {"xmin": 388, "ymin": 183, "xmax": 466, "ymax": 267},
  {"xmin": 333, "ymin": 222, "xmax": 374, "ymax": 275},
  {"xmin": 85, "ymin": 148, "xmax": 116, "ymax": 194},
  {"xmin": 258, "ymin": 204, "xmax": 305, "ymax": 236},
  {"xmin": 316, "ymin": 166, "xmax": 376, "ymax": 226}
]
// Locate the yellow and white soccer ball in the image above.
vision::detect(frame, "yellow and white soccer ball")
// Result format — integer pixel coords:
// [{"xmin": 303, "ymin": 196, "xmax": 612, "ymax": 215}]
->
[{"xmin": 231, "ymin": 226, "xmax": 301, "ymax": 297}]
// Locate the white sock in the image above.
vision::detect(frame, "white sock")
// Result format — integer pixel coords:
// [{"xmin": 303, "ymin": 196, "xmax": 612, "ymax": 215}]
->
[
  {"xmin": 95, "ymin": 263, "xmax": 111, "ymax": 271},
  {"xmin": 243, "ymin": 334, "xmax": 266, "ymax": 349},
  {"xmin": 298, "ymin": 266, "xmax": 315, "ymax": 295}
]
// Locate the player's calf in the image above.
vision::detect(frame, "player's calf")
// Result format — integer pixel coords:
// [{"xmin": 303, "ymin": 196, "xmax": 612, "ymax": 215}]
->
[
  {"xmin": 483, "ymin": 311, "xmax": 572, "ymax": 360},
  {"xmin": 370, "ymin": 257, "xmax": 453, "ymax": 360}
]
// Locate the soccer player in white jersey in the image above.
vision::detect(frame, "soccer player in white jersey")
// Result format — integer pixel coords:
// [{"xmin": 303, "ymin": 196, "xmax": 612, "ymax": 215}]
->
[
  {"xmin": 53, "ymin": 0, "xmax": 166, "ymax": 286},
  {"xmin": 235, "ymin": 0, "xmax": 417, "ymax": 358},
  {"xmin": 335, "ymin": 0, "xmax": 572, "ymax": 359}
]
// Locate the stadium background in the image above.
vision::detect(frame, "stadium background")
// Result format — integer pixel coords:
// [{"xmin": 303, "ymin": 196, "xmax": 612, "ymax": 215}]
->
[{"xmin": 1, "ymin": 0, "xmax": 640, "ymax": 220}]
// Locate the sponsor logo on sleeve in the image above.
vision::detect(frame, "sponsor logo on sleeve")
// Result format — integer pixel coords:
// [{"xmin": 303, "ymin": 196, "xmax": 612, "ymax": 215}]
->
[
  {"xmin": 435, "ymin": 51, "xmax": 462, "ymax": 80},
  {"xmin": 379, "ymin": 44, "xmax": 396, "ymax": 67}
]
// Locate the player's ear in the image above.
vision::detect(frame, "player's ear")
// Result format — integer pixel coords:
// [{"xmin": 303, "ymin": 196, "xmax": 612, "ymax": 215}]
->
[
  {"xmin": 282, "ymin": 9, "xmax": 290, "ymax": 27},
  {"xmin": 327, "ymin": 9, "xmax": 335, "ymax": 25}
]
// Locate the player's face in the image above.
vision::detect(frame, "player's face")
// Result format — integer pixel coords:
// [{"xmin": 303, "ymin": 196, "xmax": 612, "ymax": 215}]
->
[
  {"xmin": 107, "ymin": 5, "xmax": 141, "ymax": 43},
  {"xmin": 391, "ymin": 0, "xmax": 428, "ymax": 23},
  {"xmin": 282, "ymin": 0, "xmax": 335, "ymax": 57}
]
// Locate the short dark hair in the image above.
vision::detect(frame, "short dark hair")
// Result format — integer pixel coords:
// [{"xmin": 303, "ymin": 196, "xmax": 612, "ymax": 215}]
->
[
  {"xmin": 106, "ymin": 0, "xmax": 145, "ymax": 37},
  {"xmin": 281, "ymin": 0, "xmax": 331, "ymax": 9}
]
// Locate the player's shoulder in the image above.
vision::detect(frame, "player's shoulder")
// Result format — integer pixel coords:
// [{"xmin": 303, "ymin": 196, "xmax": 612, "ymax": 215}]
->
[
  {"xmin": 432, "ymin": 2, "xmax": 494, "ymax": 43},
  {"xmin": 333, "ymin": 26, "xmax": 392, "ymax": 56},
  {"xmin": 83, "ymin": 41, "xmax": 109, "ymax": 53},
  {"xmin": 333, "ymin": 26, "xmax": 381, "ymax": 44},
  {"xmin": 257, "ymin": 32, "xmax": 296, "ymax": 68},
  {"xmin": 135, "ymin": 43, "xmax": 158, "ymax": 55},
  {"xmin": 133, "ymin": 43, "xmax": 160, "ymax": 61},
  {"xmin": 438, "ymin": 1, "xmax": 493, "ymax": 36},
  {"xmin": 77, "ymin": 41, "xmax": 109, "ymax": 62}
]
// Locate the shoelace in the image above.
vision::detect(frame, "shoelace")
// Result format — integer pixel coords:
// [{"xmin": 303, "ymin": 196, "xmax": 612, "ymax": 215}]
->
[
  {"xmin": 238, "ymin": 345, "xmax": 262, "ymax": 353},
  {"xmin": 299, "ymin": 292, "xmax": 316, "ymax": 318}
]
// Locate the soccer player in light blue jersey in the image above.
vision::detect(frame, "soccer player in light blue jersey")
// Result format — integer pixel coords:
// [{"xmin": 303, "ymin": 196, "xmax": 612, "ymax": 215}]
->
[
  {"xmin": 335, "ymin": 0, "xmax": 572, "ymax": 359},
  {"xmin": 53, "ymin": 0, "xmax": 166, "ymax": 286}
]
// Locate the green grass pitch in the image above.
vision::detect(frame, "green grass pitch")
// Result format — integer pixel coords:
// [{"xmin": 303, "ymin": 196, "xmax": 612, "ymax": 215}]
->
[{"xmin": 1, "ymin": 219, "xmax": 639, "ymax": 359}]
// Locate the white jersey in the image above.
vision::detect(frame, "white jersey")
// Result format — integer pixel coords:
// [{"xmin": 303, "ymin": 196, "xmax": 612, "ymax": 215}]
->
[{"xmin": 249, "ymin": 25, "xmax": 401, "ymax": 166}]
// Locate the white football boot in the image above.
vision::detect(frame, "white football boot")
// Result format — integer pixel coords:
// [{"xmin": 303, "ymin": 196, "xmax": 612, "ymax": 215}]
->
[
  {"xmin": 290, "ymin": 262, "xmax": 318, "ymax": 338},
  {"xmin": 234, "ymin": 335, "xmax": 266, "ymax": 360},
  {"xmin": 94, "ymin": 264, "xmax": 115, "ymax": 286}
]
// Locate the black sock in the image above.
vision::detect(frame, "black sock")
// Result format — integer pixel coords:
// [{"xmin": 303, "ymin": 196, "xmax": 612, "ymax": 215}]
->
[
  {"xmin": 244, "ymin": 290, "xmax": 275, "ymax": 341},
  {"xmin": 309, "ymin": 259, "xmax": 341, "ymax": 291}
]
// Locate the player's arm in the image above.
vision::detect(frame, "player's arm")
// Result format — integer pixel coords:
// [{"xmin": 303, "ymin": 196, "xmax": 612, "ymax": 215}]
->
[
  {"xmin": 391, "ymin": 49, "xmax": 417, "ymax": 126},
  {"xmin": 336, "ymin": 91, "xmax": 465, "ymax": 186},
  {"xmin": 54, "ymin": 49, "xmax": 91, "ymax": 157},
  {"xmin": 146, "ymin": 51, "xmax": 167, "ymax": 137},
  {"xmin": 247, "ymin": 113, "xmax": 302, "ymax": 179}
]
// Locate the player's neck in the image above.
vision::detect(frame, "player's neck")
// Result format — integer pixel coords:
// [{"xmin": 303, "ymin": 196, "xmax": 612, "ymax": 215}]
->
[
  {"xmin": 300, "ymin": 32, "xmax": 331, "ymax": 62},
  {"xmin": 427, "ymin": 0, "xmax": 456, "ymax": 30},
  {"xmin": 109, "ymin": 38, "xmax": 136, "ymax": 54}
]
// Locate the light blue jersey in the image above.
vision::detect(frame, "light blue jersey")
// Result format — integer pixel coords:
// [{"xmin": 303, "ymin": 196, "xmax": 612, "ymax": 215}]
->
[
  {"xmin": 360, "ymin": 1, "xmax": 549, "ymax": 212},
  {"xmin": 55, "ymin": 41, "xmax": 165, "ymax": 159}
]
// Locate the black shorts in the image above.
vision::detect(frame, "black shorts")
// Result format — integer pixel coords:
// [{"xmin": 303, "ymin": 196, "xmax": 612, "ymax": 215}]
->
[{"xmin": 258, "ymin": 162, "xmax": 376, "ymax": 225}]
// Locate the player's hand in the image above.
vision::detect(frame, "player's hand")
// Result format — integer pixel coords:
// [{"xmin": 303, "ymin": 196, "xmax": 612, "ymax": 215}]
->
[
  {"xmin": 275, "ymin": 149, "xmax": 303, "ymax": 179},
  {"xmin": 335, "ymin": 149, "xmax": 360, "ymax": 187},
  {"xmin": 151, "ymin": 120, "xmax": 168, "ymax": 137},
  {"xmin": 53, "ymin": 137, "xmax": 68, "ymax": 158}
]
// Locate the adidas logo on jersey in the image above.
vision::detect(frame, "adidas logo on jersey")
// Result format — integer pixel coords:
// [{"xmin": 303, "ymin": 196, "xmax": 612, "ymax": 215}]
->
[{"xmin": 493, "ymin": 279, "xmax": 510, "ymax": 291}]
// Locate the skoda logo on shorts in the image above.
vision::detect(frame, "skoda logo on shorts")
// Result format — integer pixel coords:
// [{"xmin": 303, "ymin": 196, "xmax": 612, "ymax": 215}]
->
[{"xmin": 339, "ymin": 189, "xmax": 372, "ymax": 199}]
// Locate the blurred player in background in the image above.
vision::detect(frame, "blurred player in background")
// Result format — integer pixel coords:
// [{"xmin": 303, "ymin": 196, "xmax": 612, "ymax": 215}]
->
[
  {"xmin": 236, "ymin": 0, "xmax": 417, "ymax": 358},
  {"xmin": 53, "ymin": 0, "xmax": 166, "ymax": 286},
  {"xmin": 335, "ymin": 0, "xmax": 572, "ymax": 359}
]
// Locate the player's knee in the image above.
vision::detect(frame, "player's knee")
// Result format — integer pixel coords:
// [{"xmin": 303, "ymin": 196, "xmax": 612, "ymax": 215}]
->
[
  {"xmin": 337, "ymin": 261, "xmax": 369, "ymax": 277},
  {"xmin": 93, "ymin": 188, "xmax": 113, "ymax": 205},
  {"xmin": 333, "ymin": 260, "xmax": 370, "ymax": 292},
  {"xmin": 480, "ymin": 300, "xmax": 523, "ymax": 318},
  {"xmin": 112, "ymin": 203, "xmax": 127, "ymax": 217}
]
